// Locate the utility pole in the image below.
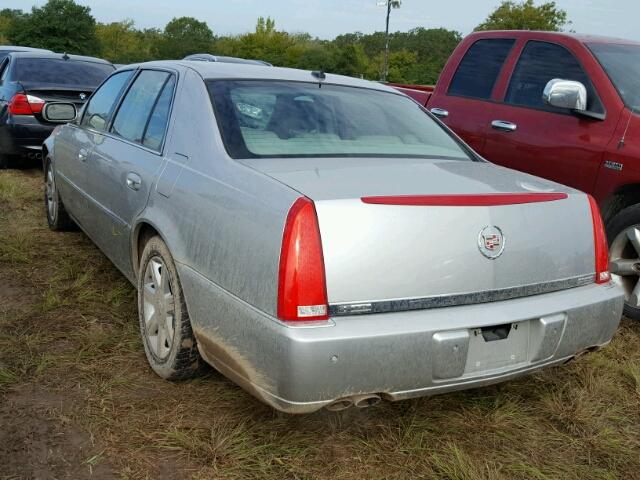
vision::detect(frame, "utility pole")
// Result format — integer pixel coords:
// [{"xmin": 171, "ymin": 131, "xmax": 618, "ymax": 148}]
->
[{"xmin": 378, "ymin": 0, "xmax": 401, "ymax": 82}]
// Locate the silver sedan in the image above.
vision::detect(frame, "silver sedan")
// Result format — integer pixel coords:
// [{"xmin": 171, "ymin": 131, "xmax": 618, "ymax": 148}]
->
[{"xmin": 42, "ymin": 61, "xmax": 624, "ymax": 413}]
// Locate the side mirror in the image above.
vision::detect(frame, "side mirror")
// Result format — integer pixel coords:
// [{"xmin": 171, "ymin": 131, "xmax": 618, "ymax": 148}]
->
[
  {"xmin": 42, "ymin": 102, "xmax": 77, "ymax": 123},
  {"xmin": 543, "ymin": 79, "xmax": 587, "ymax": 111}
]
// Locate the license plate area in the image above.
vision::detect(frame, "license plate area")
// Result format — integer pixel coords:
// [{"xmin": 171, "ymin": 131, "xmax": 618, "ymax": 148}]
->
[{"xmin": 464, "ymin": 320, "xmax": 529, "ymax": 375}]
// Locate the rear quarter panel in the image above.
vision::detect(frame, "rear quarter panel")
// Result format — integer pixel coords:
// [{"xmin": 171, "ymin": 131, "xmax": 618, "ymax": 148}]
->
[{"xmin": 138, "ymin": 68, "xmax": 298, "ymax": 317}]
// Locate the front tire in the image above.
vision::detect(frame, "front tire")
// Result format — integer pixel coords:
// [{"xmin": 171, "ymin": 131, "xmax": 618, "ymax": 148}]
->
[
  {"xmin": 607, "ymin": 204, "xmax": 640, "ymax": 320},
  {"xmin": 138, "ymin": 235, "xmax": 201, "ymax": 380},
  {"xmin": 44, "ymin": 159, "xmax": 75, "ymax": 231}
]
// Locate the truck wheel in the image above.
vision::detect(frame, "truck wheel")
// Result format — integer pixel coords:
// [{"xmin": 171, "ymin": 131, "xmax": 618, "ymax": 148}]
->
[
  {"xmin": 138, "ymin": 235, "xmax": 201, "ymax": 380},
  {"xmin": 44, "ymin": 159, "xmax": 76, "ymax": 231},
  {"xmin": 607, "ymin": 204, "xmax": 640, "ymax": 320}
]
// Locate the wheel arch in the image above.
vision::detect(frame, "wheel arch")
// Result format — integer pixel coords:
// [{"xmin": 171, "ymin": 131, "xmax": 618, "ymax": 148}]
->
[
  {"xmin": 131, "ymin": 219, "xmax": 169, "ymax": 279},
  {"xmin": 600, "ymin": 183, "xmax": 640, "ymax": 227}
]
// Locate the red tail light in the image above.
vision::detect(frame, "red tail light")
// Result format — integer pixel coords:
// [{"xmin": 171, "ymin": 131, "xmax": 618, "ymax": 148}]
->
[
  {"xmin": 277, "ymin": 197, "xmax": 329, "ymax": 322},
  {"xmin": 8, "ymin": 93, "xmax": 45, "ymax": 115},
  {"xmin": 588, "ymin": 195, "xmax": 610, "ymax": 284}
]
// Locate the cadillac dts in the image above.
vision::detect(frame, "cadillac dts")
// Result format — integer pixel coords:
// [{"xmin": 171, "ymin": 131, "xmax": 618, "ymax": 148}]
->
[{"xmin": 42, "ymin": 61, "xmax": 624, "ymax": 413}]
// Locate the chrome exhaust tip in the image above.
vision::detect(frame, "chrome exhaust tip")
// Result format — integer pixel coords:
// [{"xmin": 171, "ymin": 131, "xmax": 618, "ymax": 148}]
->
[
  {"xmin": 352, "ymin": 394, "xmax": 381, "ymax": 409},
  {"xmin": 325, "ymin": 398, "xmax": 354, "ymax": 412}
]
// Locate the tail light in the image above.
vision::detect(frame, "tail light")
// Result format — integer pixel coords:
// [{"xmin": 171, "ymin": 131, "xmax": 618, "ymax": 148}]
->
[
  {"xmin": 588, "ymin": 195, "xmax": 610, "ymax": 284},
  {"xmin": 277, "ymin": 197, "xmax": 329, "ymax": 322},
  {"xmin": 8, "ymin": 93, "xmax": 45, "ymax": 115}
]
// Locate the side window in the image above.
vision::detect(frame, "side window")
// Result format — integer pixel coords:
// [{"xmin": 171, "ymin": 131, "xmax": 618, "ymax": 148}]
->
[
  {"xmin": 81, "ymin": 70, "xmax": 133, "ymax": 132},
  {"xmin": 0, "ymin": 58, "xmax": 10, "ymax": 82},
  {"xmin": 111, "ymin": 70, "xmax": 171, "ymax": 147},
  {"xmin": 505, "ymin": 41, "xmax": 603, "ymax": 113},
  {"xmin": 142, "ymin": 76, "xmax": 175, "ymax": 150},
  {"xmin": 448, "ymin": 39, "xmax": 515, "ymax": 100}
]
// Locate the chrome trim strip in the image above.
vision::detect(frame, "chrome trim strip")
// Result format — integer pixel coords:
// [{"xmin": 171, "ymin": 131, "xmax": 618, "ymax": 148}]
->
[{"xmin": 329, "ymin": 274, "xmax": 595, "ymax": 316}]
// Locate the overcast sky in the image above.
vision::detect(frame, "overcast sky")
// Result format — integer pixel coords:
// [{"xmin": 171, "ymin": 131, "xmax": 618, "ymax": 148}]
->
[{"xmin": 5, "ymin": 0, "xmax": 640, "ymax": 41}]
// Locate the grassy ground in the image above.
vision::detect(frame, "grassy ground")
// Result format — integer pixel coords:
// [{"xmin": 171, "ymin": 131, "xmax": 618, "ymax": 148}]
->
[{"xmin": 1, "ymin": 168, "xmax": 640, "ymax": 479}]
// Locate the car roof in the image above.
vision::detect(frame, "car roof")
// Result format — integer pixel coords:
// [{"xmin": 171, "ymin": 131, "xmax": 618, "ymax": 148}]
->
[
  {"xmin": 8, "ymin": 51, "xmax": 114, "ymax": 65},
  {"xmin": 183, "ymin": 53, "xmax": 272, "ymax": 66},
  {"xmin": 468, "ymin": 30, "xmax": 640, "ymax": 46},
  {"xmin": 0, "ymin": 45, "xmax": 53, "ymax": 53},
  {"xmin": 130, "ymin": 60, "xmax": 397, "ymax": 94}
]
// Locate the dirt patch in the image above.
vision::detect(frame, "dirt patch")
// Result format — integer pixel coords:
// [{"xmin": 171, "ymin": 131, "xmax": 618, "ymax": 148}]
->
[{"xmin": 0, "ymin": 386, "xmax": 116, "ymax": 479}]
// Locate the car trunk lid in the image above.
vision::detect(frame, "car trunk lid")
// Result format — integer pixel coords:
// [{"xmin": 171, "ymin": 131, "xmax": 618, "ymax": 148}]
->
[{"xmin": 242, "ymin": 157, "xmax": 595, "ymax": 309}]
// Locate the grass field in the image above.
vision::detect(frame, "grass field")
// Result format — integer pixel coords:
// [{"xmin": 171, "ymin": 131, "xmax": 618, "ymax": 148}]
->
[{"xmin": 1, "ymin": 168, "xmax": 640, "ymax": 479}]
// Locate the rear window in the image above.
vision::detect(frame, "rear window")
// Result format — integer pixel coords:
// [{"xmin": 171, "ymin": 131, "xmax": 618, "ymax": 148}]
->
[
  {"xmin": 207, "ymin": 80, "xmax": 473, "ymax": 161},
  {"xmin": 14, "ymin": 58, "xmax": 114, "ymax": 87}
]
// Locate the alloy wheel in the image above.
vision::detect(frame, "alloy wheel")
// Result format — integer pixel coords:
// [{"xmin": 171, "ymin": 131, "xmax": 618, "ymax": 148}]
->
[
  {"xmin": 610, "ymin": 225, "xmax": 640, "ymax": 307},
  {"xmin": 142, "ymin": 256, "xmax": 176, "ymax": 360},
  {"xmin": 45, "ymin": 165, "xmax": 57, "ymax": 221}
]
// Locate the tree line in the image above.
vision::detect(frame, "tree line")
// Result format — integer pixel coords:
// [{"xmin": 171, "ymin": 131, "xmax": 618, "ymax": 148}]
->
[{"xmin": 0, "ymin": 0, "xmax": 569, "ymax": 85}]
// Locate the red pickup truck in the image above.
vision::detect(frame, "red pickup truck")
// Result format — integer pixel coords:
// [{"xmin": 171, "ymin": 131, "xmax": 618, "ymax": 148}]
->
[{"xmin": 396, "ymin": 30, "xmax": 640, "ymax": 318}]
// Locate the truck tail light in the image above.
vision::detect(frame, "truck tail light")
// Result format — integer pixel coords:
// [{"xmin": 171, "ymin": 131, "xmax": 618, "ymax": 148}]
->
[
  {"xmin": 277, "ymin": 197, "xmax": 329, "ymax": 322},
  {"xmin": 8, "ymin": 93, "xmax": 45, "ymax": 115},
  {"xmin": 588, "ymin": 195, "xmax": 610, "ymax": 284}
]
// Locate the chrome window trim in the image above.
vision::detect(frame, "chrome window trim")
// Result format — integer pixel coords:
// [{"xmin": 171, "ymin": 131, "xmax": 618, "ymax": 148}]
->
[{"xmin": 329, "ymin": 274, "xmax": 595, "ymax": 316}]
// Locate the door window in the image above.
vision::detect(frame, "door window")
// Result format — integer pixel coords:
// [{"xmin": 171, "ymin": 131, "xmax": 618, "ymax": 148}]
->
[
  {"xmin": 505, "ymin": 41, "xmax": 603, "ymax": 113},
  {"xmin": 448, "ymin": 39, "xmax": 515, "ymax": 100},
  {"xmin": 81, "ymin": 70, "xmax": 134, "ymax": 132},
  {"xmin": 110, "ymin": 70, "xmax": 173, "ymax": 149},
  {"xmin": 142, "ymin": 76, "xmax": 176, "ymax": 150}
]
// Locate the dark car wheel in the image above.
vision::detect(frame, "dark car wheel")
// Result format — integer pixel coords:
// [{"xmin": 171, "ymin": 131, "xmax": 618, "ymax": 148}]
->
[
  {"xmin": 0, "ymin": 153, "xmax": 10, "ymax": 169},
  {"xmin": 44, "ymin": 158, "xmax": 75, "ymax": 231},
  {"xmin": 607, "ymin": 204, "xmax": 640, "ymax": 320},
  {"xmin": 138, "ymin": 235, "xmax": 201, "ymax": 380}
]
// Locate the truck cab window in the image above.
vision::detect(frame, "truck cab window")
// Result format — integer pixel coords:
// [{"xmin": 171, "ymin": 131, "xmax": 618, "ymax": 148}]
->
[
  {"xmin": 506, "ymin": 41, "xmax": 604, "ymax": 114},
  {"xmin": 448, "ymin": 38, "xmax": 515, "ymax": 100}
]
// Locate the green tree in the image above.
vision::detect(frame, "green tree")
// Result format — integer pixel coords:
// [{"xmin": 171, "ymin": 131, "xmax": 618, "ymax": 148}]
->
[
  {"xmin": 475, "ymin": 0, "xmax": 569, "ymax": 31},
  {"xmin": 96, "ymin": 20, "xmax": 153, "ymax": 64},
  {"xmin": 8, "ymin": 0, "xmax": 98, "ymax": 55},
  {"xmin": 0, "ymin": 9, "xmax": 23, "ymax": 44},
  {"xmin": 159, "ymin": 17, "xmax": 214, "ymax": 59}
]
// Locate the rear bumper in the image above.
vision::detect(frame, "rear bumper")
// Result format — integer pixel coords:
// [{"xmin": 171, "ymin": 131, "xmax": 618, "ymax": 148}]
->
[
  {"xmin": 0, "ymin": 115, "xmax": 53, "ymax": 156},
  {"xmin": 179, "ymin": 265, "xmax": 623, "ymax": 414}
]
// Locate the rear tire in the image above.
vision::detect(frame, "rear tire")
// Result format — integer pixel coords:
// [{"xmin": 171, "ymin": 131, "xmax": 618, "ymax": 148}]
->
[
  {"xmin": 606, "ymin": 204, "xmax": 640, "ymax": 320},
  {"xmin": 44, "ymin": 158, "xmax": 75, "ymax": 231},
  {"xmin": 138, "ymin": 235, "xmax": 201, "ymax": 380},
  {"xmin": 0, "ymin": 153, "xmax": 10, "ymax": 169}
]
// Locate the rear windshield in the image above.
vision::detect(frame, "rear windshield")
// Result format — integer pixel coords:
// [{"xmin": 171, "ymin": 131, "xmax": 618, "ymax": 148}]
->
[
  {"xmin": 588, "ymin": 43, "xmax": 640, "ymax": 109},
  {"xmin": 207, "ymin": 80, "xmax": 473, "ymax": 160},
  {"xmin": 14, "ymin": 58, "xmax": 114, "ymax": 87}
]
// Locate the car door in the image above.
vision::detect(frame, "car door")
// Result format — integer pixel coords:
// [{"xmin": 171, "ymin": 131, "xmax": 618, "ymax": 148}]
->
[
  {"xmin": 84, "ymin": 69, "xmax": 176, "ymax": 278},
  {"xmin": 427, "ymin": 38, "xmax": 515, "ymax": 153},
  {"xmin": 53, "ymin": 70, "xmax": 134, "ymax": 227},
  {"xmin": 481, "ymin": 40, "xmax": 619, "ymax": 193}
]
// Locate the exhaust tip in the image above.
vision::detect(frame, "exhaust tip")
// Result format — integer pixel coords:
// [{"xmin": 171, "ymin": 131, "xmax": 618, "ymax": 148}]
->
[
  {"xmin": 325, "ymin": 399, "xmax": 353, "ymax": 412},
  {"xmin": 353, "ymin": 394, "xmax": 381, "ymax": 409}
]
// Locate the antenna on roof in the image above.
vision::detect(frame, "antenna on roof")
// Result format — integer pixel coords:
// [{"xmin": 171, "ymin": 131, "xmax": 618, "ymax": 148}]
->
[
  {"xmin": 311, "ymin": 70, "xmax": 326, "ymax": 88},
  {"xmin": 62, "ymin": 52, "xmax": 70, "ymax": 60}
]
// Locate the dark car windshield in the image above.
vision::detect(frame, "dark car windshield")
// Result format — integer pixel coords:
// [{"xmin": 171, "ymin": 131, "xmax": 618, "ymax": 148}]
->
[
  {"xmin": 207, "ymin": 80, "xmax": 472, "ymax": 160},
  {"xmin": 14, "ymin": 58, "xmax": 114, "ymax": 87},
  {"xmin": 588, "ymin": 43, "xmax": 640, "ymax": 109}
]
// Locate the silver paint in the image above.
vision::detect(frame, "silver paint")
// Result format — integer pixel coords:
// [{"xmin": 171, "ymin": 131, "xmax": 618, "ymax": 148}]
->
[{"xmin": 46, "ymin": 60, "xmax": 625, "ymax": 413}]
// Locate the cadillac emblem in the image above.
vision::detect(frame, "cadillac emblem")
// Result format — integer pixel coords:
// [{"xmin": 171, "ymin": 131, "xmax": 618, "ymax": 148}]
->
[{"xmin": 478, "ymin": 226, "xmax": 505, "ymax": 259}]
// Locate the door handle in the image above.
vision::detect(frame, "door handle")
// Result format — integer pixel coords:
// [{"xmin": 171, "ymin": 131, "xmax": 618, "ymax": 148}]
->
[
  {"xmin": 78, "ymin": 148, "xmax": 88, "ymax": 162},
  {"xmin": 430, "ymin": 107, "xmax": 449, "ymax": 118},
  {"xmin": 126, "ymin": 172, "xmax": 142, "ymax": 191},
  {"xmin": 491, "ymin": 120, "xmax": 517, "ymax": 132}
]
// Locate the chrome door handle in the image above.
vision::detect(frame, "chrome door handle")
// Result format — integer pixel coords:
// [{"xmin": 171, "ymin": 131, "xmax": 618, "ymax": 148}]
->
[
  {"xmin": 430, "ymin": 107, "xmax": 449, "ymax": 118},
  {"xmin": 78, "ymin": 148, "xmax": 88, "ymax": 162},
  {"xmin": 126, "ymin": 172, "xmax": 142, "ymax": 191},
  {"xmin": 491, "ymin": 120, "xmax": 517, "ymax": 132}
]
